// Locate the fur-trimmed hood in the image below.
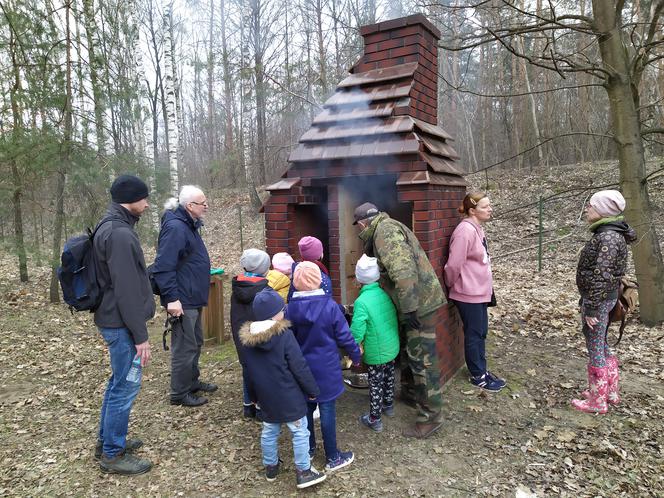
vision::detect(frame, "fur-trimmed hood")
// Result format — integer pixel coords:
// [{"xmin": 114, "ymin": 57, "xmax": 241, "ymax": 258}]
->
[{"xmin": 239, "ymin": 319, "xmax": 292, "ymax": 350}]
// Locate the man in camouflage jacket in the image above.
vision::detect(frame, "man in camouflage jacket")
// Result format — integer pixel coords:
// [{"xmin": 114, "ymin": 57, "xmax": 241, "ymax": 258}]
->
[{"xmin": 353, "ymin": 202, "xmax": 446, "ymax": 438}]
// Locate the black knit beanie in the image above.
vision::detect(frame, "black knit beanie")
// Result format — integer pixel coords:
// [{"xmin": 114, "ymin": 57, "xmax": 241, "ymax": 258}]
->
[{"xmin": 110, "ymin": 175, "xmax": 149, "ymax": 204}]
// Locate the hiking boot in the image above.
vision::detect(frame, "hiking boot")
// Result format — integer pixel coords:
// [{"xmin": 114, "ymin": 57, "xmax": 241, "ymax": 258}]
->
[
  {"xmin": 325, "ymin": 450, "xmax": 354, "ymax": 472},
  {"xmin": 265, "ymin": 462, "xmax": 280, "ymax": 482},
  {"xmin": 94, "ymin": 438, "xmax": 143, "ymax": 461},
  {"xmin": 382, "ymin": 403, "xmax": 395, "ymax": 417},
  {"xmin": 170, "ymin": 393, "xmax": 208, "ymax": 407},
  {"xmin": 192, "ymin": 382, "xmax": 218, "ymax": 394},
  {"xmin": 296, "ymin": 466, "xmax": 326, "ymax": 489},
  {"xmin": 99, "ymin": 452, "xmax": 152, "ymax": 475},
  {"xmin": 470, "ymin": 373, "xmax": 504, "ymax": 392},
  {"xmin": 359, "ymin": 413, "xmax": 383, "ymax": 432}
]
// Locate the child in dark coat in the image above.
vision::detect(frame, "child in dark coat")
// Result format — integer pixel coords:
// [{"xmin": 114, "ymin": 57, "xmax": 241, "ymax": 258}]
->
[
  {"xmin": 286, "ymin": 262, "xmax": 362, "ymax": 472},
  {"xmin": 240, "ymin": 288, "xmax": 326, "ymax": 489},
  {"xmin": 230, "ymin": 248, "xmax": 269, "ymax": 419}
]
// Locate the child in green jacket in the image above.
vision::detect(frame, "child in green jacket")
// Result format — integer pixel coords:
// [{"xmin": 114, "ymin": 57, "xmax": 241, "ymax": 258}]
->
[{"xmin": 350, "ymin": 254, "xmax": 400, "ymax": 432}]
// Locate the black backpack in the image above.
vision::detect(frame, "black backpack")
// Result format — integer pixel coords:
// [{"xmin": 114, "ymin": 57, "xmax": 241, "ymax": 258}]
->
[{"xmin": 57, "ymin": 218, "xmax": 114, "ymax": 312}]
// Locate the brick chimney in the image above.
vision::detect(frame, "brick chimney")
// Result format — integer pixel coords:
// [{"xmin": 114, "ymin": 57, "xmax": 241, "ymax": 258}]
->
[{"xmin": 351, "ymin": 14, "xmax": 440, "ymax": 125}]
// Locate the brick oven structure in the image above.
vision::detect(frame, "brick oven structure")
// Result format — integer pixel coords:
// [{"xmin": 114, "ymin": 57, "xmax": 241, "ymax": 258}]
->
[{"xmin": 262, "ymin": 14, "xmax": 467, "ymax": 384}]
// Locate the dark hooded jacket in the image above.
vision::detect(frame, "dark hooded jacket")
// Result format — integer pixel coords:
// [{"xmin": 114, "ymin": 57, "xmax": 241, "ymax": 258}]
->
[
  {"xmin": 240, "ymin": 319, "xmax": 319, "ymax": 423},
  {"xmin": 152, "ymin": 205, "xmax": 211, "ymax": 308},
  {"xmin": 576, "ymin": 219, "xmax": 636, "ymax": 316},
  {"xmin": 230, "ymin": 275, "xmax": 269, "ymax": 363},
  {"xmin": 286, "ymin": 292, "xmax": 361, "ymax": 402},
  {"xmin": 93, "ymin": 203, "xmax": 156, "ymax": 344}
]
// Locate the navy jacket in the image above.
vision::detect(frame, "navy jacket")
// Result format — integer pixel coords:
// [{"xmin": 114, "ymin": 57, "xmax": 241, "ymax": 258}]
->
[
  {"xmin": 240, "ymin": 319, "xmax": 319, "ymax": 423},
  {"xmin": 94, "ymin": 203, "xmax": 156, "ymax": 344},
  {"xmin": 230, "ymin": 275, "xmax": 269, "ymax": 364},
  {"xmin": 152, "ymin": 205, "xmax": 211, "ymax": 308},
  {"xmin": 286, "ymin": 292, "xmax": 361, "ymax": 402}
]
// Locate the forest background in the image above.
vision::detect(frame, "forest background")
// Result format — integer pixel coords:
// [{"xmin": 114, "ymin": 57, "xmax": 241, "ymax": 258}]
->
[{"xmin": 0, "ymin": 0, "xmax": 662, "ymax": 322}]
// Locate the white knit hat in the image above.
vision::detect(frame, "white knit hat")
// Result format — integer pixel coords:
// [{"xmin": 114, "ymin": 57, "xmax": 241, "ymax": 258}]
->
[
  {"xmin": 589, "ymin": 190, "xmax": 626, "ymax": 217},
  {"xmin": 355, "ymin": 254, "xmax": 380, "ymax": 284}
]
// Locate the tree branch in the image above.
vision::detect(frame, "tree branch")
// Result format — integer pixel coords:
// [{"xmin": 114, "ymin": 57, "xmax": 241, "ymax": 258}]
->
[
  {"xmin": 641, "ymin": 128, "xmax": 664, "ymax": 136},
  {"xmin": 642, "ymin": 167, "xmax": 664, "ymax": 184},
  {"xmin": 474, "ymin": 132, "xmax": 614, "ymax": 172}
]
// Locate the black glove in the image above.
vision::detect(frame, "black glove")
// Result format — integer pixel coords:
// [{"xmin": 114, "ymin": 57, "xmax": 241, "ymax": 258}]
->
[{"xmin": 405, "ymin": 311, "xmax": 421, "ymax": 330}]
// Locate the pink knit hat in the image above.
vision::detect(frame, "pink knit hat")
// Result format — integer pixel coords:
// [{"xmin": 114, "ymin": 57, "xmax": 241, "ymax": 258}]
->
[
  {"xmin": 272, "ymin": 252, "xmax": 295, "ymax": 275},
  {"xmin": 292, "ymin": 261, "xmax": 322, "ymax": 291},
  {"xmin": 589, "ymin": 190, "xmax": 626, "ymax": 217},
  {"xmin": 298, "ymin": 236, "xmax": 324, "ymax": 261}
]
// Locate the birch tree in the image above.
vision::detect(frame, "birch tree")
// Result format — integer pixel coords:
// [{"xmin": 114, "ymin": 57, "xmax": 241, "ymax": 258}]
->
[{"xmin": 163, "ymin": 6, "xmax": 179, "ymax": 196}]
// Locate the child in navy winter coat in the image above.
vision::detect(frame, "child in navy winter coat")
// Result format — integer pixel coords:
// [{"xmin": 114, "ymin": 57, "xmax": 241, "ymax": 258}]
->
[
  {"xmin": 230, "ymin": 249, "xmax": 270, "ymax": 419},
  {"xmin": 240, "ymin": 288, "xmax": 326, "ymax": 489},
  {"xmin": 285, "ymin": 262, "xmax": 361, "ymax": 473}
]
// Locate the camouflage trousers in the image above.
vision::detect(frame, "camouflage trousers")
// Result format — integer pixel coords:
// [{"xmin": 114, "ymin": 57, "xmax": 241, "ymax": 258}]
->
[{"xmin": 400, "ymin": 311, "xmax": 443, "ymax": 423}]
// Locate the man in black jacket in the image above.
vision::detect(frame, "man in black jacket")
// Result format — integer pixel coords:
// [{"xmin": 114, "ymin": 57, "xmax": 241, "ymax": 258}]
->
[
  {"xmin": 94, "ymin": 174, "xmax": 155, "ymax": 475},
  {"xmin": 152, "ymin": 185, "xmax": 215, "ymax": 407}
]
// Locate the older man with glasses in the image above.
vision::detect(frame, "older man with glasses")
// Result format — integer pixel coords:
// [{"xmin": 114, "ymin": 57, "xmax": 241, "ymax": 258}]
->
[{"xmin": 152, "ymin": 185, "xmax": 217, "ymax": 407}]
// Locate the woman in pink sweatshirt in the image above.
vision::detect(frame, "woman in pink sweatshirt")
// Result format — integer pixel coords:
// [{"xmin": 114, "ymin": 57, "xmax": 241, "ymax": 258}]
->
[{"xmin": 444, "ymin": 192, "xmax": 506, "ymax": 392}]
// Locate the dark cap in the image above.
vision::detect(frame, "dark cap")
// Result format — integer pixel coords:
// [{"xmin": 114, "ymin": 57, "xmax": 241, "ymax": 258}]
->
[
  {"xmin": 110, "ymin": 175, "xmax": 149, "ymax": 204},
  {"xmin": 353, "ymin": 202, "xmax": 379, "ymax": 225},
  {"xmin": 252, "ymin": 288, "xmax": 285, "ymax": 321}
]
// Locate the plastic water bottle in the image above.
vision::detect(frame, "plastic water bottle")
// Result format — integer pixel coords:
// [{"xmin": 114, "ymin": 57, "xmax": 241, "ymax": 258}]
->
[{"xmin": 126, "ymin": 355, "xmax": 142, "ymax": 383}]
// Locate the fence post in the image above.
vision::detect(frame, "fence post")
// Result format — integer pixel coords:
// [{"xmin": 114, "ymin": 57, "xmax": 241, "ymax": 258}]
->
[{"xmin": 538, "ymin": 195, "xmax": 543, "ymax": 272}]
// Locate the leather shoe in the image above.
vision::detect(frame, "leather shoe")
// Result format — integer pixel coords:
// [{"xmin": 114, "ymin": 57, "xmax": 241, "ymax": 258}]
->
[
  {"xmin": 95, "ymin": 438, "xmax": 143, "ymax": 461},
  {"xmin": 192, "ymin": 382, "xmax": 218, "ymax": 393},
  {"xmin": 402, "ymin": 421, "xmax": 443, "ymax": 439},
  {"xmin": 170, "ymin": 393, "xmax": 209, "ymax": 407}
]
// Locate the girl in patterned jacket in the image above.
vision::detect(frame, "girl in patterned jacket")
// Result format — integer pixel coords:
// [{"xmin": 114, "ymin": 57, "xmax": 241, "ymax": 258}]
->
[{"xmin": 572, "ymin": 190, "xmax": 636, "ymax": 414}]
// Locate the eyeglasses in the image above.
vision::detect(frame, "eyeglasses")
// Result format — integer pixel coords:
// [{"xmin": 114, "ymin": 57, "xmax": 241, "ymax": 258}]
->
[{"xmin": 190, "ymin": 200, "xmax": 208, "ymax": 206}]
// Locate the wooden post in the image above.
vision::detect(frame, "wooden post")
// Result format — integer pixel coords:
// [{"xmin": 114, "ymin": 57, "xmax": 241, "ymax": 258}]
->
[{"xmin": 201, "ymin": 274, "xmax": 228, "ymax": 345}]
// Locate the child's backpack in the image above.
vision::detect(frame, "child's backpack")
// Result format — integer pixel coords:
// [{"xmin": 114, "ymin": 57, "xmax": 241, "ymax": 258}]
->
[
  {"xmin": 607, "ymin": 276, "xmax": 638, "ymax": 346},
  {"xmin": 57, "ymin": 218, "xmax": 114, "ymax": 312}
]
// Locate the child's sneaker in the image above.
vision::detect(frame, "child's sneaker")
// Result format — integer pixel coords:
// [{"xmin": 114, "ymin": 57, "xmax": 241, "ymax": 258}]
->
[
  {"xmin": 486, "ymin": 371, "xmax": 506, "ymax": 389},
  {"xmin": 295, "ymin": 466, "xmax": 326, "ymax": 489},
  {"xmin": 470, "ymin": 372, "xmax": 504, "ymax": 392},
  {"xmin": 359, "ymin": 413, "xmax": 383, "ymax": 432},
  {"xmin": 265, "ymin": 462, "xmax": 280, "ymax": 482},
  {"xmin": 382, "ymin": 403, "xmax": 395, "ymax": 417},
  {"xmin": 325, "ymin": 450, "xmax": 354, "ymax": 472}
]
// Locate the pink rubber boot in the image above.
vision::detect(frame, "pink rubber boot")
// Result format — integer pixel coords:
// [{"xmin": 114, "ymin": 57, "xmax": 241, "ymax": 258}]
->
[
  {"xmin": 571, "ymin": 365, "xmax": 608, "ymax": 414},
  {"xmin": 581, "ymin": 356, "xmax": 621, "ymax": 405}
]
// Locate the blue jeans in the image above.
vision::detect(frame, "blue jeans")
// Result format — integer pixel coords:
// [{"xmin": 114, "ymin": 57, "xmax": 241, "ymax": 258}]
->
[
  {"xmin": 306, "ymin": 401, "xmax": 338, "ymax": 461},
  {"xmin": 97, "ymin": 327, "xmax": 142, "ymax": 458},
  {"xmin": 261, "ymin": 415, "xmax": 310, "ymax": 471},
  {"xmin": 454, "ymin": 301, "xmax": 489, "ymax": 378}
]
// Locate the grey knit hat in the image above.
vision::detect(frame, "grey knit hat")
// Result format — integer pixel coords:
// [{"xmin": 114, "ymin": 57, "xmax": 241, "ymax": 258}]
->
[{"xmin": 240, "ymin": 248, "xmax": 270, "ymax": 275}]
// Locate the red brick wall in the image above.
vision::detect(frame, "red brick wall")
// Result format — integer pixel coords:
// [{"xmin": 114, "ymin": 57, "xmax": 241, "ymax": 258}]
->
[
  {"xmin": 398, "ymin": 183, "xmax": 466, "ymax": 383},
  {"xmin": 353, "ymin": 14, "xmax": 440, "ymax": 125}
]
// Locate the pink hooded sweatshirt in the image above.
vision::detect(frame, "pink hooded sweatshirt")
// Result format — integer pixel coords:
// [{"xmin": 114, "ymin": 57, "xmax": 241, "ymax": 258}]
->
[{"xmin": 444, "ymin": 219, "xmax": 493, "ymax": 303}]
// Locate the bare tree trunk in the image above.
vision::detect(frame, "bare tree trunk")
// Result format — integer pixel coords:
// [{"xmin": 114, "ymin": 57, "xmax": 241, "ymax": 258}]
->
[
  {"xmin": 9, "ymin": 28, "xmax": 28, "ymax": 282},
  {"xmin": 50, "ymin": 0, "xmax": 74, "ymax": 302},
  {"xmin": 220, "ymin": 0, "xmax": 236, "ymax": 184},
  {"xmin": 250, "ymin": 0, "xmax": 267, "ymax": 185},
  {"xmin": 592, "ymin": 0, "xmax": 664, "ymax": 325},
  {"xmin": 163, "ymin": 7, "xmax": 179, "ymax": 196},
  {"xmin": 82, "ymin": 0, "xmax": 107, "ymax": 165}
]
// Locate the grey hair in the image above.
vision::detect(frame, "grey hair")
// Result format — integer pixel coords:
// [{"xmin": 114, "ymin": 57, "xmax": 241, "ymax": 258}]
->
[{"xmin": 163, "ymin": 185, "xmax": 205, "ymax": 211}]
